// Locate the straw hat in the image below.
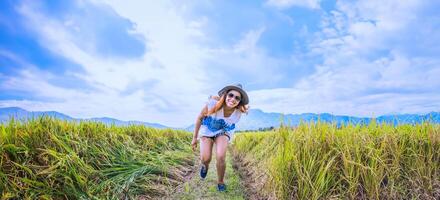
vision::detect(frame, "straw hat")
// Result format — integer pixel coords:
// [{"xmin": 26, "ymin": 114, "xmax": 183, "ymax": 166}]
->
[{"xmin": 218, "ymin": 83, "xmax": 249, "ymax": 105}]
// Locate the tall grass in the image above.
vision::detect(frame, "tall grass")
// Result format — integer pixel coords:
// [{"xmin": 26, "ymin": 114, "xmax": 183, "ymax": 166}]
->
[
  {"xmin": 0, "ymin": 117, "xmax": 194, "ymax": 199},
  {"xmin": 231, "ymin": 121, "xmax": 440, "ymax": 199}
]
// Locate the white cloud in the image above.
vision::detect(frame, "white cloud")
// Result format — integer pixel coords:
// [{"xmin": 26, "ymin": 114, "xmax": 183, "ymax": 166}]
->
[
  {"xmin": 266, "ymin": 0, "xmax": 321, "ymax": 9},
  {"xmin": 204, "ymin": 27, "xmax": 285, "ymax": 89},
  {"xmin": 5, "ymin": 0, "xmax": 288, "ymax": 126},
  {"xmin": 0, "ymin": 52, "xmax": 157, "ymax": 122},
  {"xmin": 233, "ymin": 27, "xmax": 266, "ymax": 53},
  {"xmin": 10, "ymin": 0, "xmax": 217, "ymax": 127},
  {"xmin": 251, "ymin": 0, "xmax": 440, "ymax": 117},
  {"xmin": 3, "ymin": 0, "xmax": 439, "ymax": 126}
]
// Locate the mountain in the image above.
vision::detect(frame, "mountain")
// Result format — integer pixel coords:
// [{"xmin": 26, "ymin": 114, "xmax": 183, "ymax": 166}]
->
[
  {"xmin": 237, "ymin": 110, "xmax": 440, "ymax": 131},
  {"xmin": 2, "ymin": 107, "xmax": 439, "ymax": 132},
  {"xmin": 0, "ymin": 107, "xmax": 168, "ymax": 129},
  {"xmin": 89, "ymin": 117, "xmax": 168, "ymax": 129},
  {"xmin": 187, "ymin": 109, "xmax": 440, "ymax": 132},
  {"xmin": 232, "ymin": 109, "xmax": 362, "ymax": 131},
  {"xmin": 0, "ymin": 107, "xmax": 74, "ymax": 122}
]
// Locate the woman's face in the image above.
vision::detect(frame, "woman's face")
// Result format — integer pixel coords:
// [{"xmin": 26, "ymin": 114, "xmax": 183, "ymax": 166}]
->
[{"xmin": 225, "ymin": 90, "xmax": 242, "ymax": 108}]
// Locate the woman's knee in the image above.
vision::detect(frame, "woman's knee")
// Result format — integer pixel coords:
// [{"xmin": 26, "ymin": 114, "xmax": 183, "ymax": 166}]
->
[
  {"xmin": 201, "ymin": 154, "xmax": 212, "ymax": 163},
  {"xmin": 216, "ymin": 154, "xmax": 226, "ymax": 164},
  {"xmin": 200, "ymin": 149, "xmax": 212, "ymax": 161},
  {"xmin": 200, "ymin": 137, "xmax": 213, "ymax": 162},
  {"xmin": 215, "ymin": 136, "xmax": 228, "ymax": 164}
]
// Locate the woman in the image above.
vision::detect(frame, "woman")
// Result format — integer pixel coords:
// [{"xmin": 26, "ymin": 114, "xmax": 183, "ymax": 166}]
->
[{"xmin": 191, "ymin": 84, "xmax": 249, "ymax": 192}]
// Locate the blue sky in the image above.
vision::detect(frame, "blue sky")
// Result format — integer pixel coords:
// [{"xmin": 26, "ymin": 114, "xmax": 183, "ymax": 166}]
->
[{"xmin": 1, "ymin": 0, "xmax": 440, "ymax": 127}]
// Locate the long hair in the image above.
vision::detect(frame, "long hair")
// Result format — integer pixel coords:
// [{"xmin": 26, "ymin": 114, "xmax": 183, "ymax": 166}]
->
[{"xmin": 203, "ymin": 91, "xmax": 249, "ymax": 116}]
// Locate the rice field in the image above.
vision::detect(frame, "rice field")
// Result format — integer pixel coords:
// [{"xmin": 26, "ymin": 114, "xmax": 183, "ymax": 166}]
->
[
  {"xmin": 3, "ymin": 117, "xmax": 439, "ymax": 199},
  {"xmin": 231, "ymin": 121, "xmax": 440, "ymax": 200},
  {"xmin": 0, "ymin": 117, "xmax": 194, "ymax": 199}
]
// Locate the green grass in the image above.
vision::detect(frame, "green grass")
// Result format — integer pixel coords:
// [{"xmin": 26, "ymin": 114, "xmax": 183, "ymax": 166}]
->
[
  {"xmin": 231, "ymin": 121, "xmax": 440, "ymax": 200},
  {"xmin": 3, "ymin": 117, "xmax": 438, "ymax": 199},
  {"xmin": 170, "ymin": 149, "xmax": 246, "ymax": 200},
  {"xmin": 0, "ymin": 116, "xmax": 194, "ymax": 199}
]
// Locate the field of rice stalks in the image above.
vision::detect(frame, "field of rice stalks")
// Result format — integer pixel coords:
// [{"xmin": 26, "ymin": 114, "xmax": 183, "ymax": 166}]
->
[
  {"xmin": 0, "ymin": 117, "xmax": 194, "ymax": 199},
  {"xmin": 231, "ymin": 121, "xmax": 440, "ymax": 200}
]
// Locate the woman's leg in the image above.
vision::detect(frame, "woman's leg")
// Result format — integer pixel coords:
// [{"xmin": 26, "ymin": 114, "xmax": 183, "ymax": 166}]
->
[
  {"xmin": 200, "ymin": 137, "xmax": 214, "ymax": 168},
  {"xmin": 214, "ymin": 135, "xmax": 229, "ymax": 184}
]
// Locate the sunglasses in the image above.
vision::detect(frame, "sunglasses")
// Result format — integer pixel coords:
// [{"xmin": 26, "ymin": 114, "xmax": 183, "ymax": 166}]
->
[{"xmin": 227, "ymin": 93, "xmax": 241, "ymax": 102}]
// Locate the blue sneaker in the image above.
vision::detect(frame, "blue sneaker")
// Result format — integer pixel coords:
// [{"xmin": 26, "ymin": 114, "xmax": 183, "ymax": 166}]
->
[
  {"xmin": 200, "ymin": 164, "xmax": 208, "ymax": 179},
  {"xmin": 217, "ymin": 183, "xmax": 226, "ymax": 192}
]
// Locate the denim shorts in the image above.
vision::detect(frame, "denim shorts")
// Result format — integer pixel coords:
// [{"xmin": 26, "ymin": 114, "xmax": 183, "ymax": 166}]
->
[{"xmin": 204, "ymin": 131, "xmax": 230, "ymax": 141}]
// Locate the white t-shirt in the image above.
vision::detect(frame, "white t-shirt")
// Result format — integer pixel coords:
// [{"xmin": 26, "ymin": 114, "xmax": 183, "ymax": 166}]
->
[{"xmin": 198, "ymin": 96, "xmax": 242, "ymax": 142}]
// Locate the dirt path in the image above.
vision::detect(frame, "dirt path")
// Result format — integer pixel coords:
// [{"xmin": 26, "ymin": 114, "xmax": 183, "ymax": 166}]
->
[{"xmin": 166, "ymin": 149, "xmax": 246, "ymax": 200}]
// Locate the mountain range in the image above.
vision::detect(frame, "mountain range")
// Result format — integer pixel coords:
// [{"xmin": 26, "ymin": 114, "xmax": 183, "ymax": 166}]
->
[
  {"xmin": 0, "ymin": 107, "xmax": 168, "ymax": 129},
  {"xmin": 235, "ymin": 109, "xmax": 440, "ymax": 131},
  {"xmin": 1, "ymin": 107, "xmax": 439, "ymax": 131}
]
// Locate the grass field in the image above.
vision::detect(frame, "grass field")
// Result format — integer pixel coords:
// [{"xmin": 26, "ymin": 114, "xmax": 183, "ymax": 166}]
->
[
  {"xmin": 2, "ymin": 117, "xmax": 439, "ymax": 199},
  {"xmin": 169, "ymin": 150, "xmax": 246, "ymax": 200},
  {"xmin": 231, "ymin": 121, "xmax": 440, "ymax": 200},
  {"xmin": 0, "ymin": 117, "xmax": 194, "ymax": 199}
]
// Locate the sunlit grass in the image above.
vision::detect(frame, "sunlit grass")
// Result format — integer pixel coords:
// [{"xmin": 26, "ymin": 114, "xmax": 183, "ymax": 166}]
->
[
  {"xmin": 231, "ymin": 121, "xmax": 440, "ymax": 200},
  {"xmin": 0, "ymin": 116, "xmax": 193, "ymax": 199}
]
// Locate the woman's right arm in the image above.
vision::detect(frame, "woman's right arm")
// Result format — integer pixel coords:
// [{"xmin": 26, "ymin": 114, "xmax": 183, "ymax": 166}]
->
[{"xmin": 191, "ymin": 105, "xmax": 208, "ymax": 151}]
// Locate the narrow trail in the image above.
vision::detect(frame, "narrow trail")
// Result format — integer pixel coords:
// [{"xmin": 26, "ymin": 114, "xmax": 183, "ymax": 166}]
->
[{"xmin": 166, "ymin": 149, "xmax": 246, "ymax": 200}]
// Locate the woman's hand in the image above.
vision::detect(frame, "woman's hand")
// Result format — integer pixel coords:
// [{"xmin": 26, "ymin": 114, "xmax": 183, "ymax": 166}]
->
[{"xmin": 191, "ymin": 137, "xmax": 198, "ymax": 152}]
